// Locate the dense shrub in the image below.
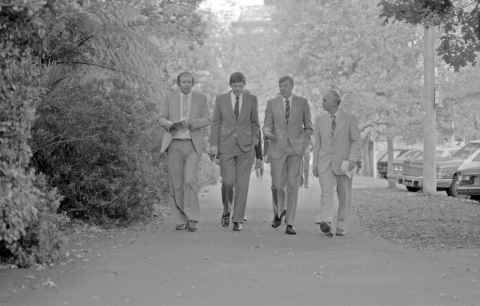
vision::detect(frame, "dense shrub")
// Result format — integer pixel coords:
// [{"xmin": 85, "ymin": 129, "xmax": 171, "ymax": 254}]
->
[
  {"xmin": 32, "ymin": 78, "xmax": 168, "ymax": 224},
  {"xmin": 1, "ymin": 2, "xmax": 66, "ymax": 266}
]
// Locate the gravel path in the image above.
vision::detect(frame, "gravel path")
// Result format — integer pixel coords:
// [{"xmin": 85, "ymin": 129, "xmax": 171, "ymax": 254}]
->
[{"xmin": 1, "ymin": 174, "xmax": 480, "ymax": 306}]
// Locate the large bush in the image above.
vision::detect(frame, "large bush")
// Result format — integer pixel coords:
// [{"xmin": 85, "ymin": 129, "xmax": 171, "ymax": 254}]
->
[
  {"xmin": 0, "ymin": 2, "xmax": 66, "ymax": 267},
  {"xmin": 32, "ymin": 77, "xmax": 167, "ymax": 223}
]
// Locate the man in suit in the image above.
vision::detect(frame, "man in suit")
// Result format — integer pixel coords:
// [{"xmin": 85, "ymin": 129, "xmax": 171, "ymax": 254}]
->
[
  {"xmin": 210, "ymin": 72, "xmax": 260, "ymax": 231},
  {"xmin": 158, "ymin": 72, "xmax": 210, "ymax": 232},
  {"xmin": 312, "ymin": 90, "xmax": 361, "ymax": 237},
  {"xmin": 263, "ymin": 76, "xmax": 313, "ymax": 235}
]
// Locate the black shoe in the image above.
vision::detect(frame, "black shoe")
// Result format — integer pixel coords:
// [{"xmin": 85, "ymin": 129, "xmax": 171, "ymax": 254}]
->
[
  {"xmin": 271, "ymin": 215, "xmax": 282, "ymax": 228},
  {"xmin": 187, "ymin": 221, "xmax": 198, "ymax": 232},
  {"xmin": 221, "ymin": 212, "xmax": 230, "ymax": 227},
  {"xmin": 285, "ymin": 225, "xmax": 296, "ymax": 235},
  {"xmin": 319, "ymin": 221, "xmax": 331, "ymax": 234},
  {"xmin": 175, "ymin": 224, "xmax": 187, "ymax": 231},
  {"xmin": 232, "ymin": 222, "xmax": 243, "ymax": 231}
]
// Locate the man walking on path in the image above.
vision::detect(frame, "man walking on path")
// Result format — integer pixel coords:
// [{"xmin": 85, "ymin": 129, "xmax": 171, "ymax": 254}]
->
[
  {"xmin": 263, "ymin": 76, "xmax": 313, "ymax": 235},
  {"xmin": 312, "ymin": 90, "xmax": 361, "ymax": 237},
  {"xmin": 209, "ymin": 72, "xmax": 260, "ymax": 231},
  {"xmin": 158, "ymin": 72, "xmax": 210, "ymax": 232}
]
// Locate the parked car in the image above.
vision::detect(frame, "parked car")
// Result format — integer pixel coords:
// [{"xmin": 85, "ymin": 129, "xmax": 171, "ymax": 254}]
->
[
  {"xmin": 402, "ymin": 141, "xmax": 480, "ymax": 194},
  {"xmin": 376, "ymin": 149, "xmax": 410, "ymax": 179},
  {"xmin": 390, "ymin": 149, "xmax": 422, "ymax": 183},
  {"xmin": 451, "ymin": 166, "xmax": 480, "ymax": 200},
  {"xmin": 449, "ymin": 140, "xmax": 480, "ymax": 199}
]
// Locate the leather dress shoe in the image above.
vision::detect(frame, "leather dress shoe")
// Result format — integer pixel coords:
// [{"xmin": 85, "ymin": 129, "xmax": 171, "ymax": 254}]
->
[
  {"xmin": 272, "ymin": 215, "xmax": 281, "ymax": 228},
  {"xmin": 319, "ymin": 221, "xmax": 334, "ymax": 238},
  {"xmin": 176, "ymin": 224, "xmax": 187, "ymax": 231},
  {"xmin": 285, "ymin": 224, "xmax": 296, "ymax": 235},
  {"xmin": 187, "ymin": 221, "xmax": 198, "ymax": 232},
  {"xmin": 221, "ymin": 212, "xmax": 230, "ymax": 227},
  {"xmin": 232, "ymin": 222, "xmax": 243, "ymax": 231}
]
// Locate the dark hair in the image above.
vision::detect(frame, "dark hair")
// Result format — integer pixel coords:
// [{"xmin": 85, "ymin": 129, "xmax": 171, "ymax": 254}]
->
[
  {"xmin": 279, "ymin": 75, "xmax": 294, "ymax": 86},
  {"xmin": 177, "ymin": 71, "xmax": 194, "ymax": 86},
  {"xmin": 229, "ymin": 72, "xmax": 246, "ymax": 85}
]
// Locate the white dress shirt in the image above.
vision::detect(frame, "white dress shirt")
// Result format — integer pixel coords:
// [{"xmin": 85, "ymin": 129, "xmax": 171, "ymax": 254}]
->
[
  {"xmin": 230, "ymin": 92, "xmax": 243, "ymax": 115},
  {"xmin": 173, "ymin": 92, "xmax": 192, "ymax": 139}
]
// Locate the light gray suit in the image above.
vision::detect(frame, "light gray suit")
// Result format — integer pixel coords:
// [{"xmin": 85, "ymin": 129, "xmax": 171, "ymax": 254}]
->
[
  {"xmin": 263, "ymin": 94, "xmax": 313, "ymax": 225},
  {"xmin": 210, "ymin": 92, "xmax": 259, "ymax": 223},
  {"xmin": 313, "ymin": 109, "xmax": 361, "ymax": 233},
  {"xmin": 158, "ymin": 90, "xmax": 210, "ymax": 224}
]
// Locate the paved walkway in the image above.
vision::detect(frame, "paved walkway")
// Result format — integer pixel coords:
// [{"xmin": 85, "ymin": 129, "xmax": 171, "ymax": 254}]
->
[{"xmin": 2, "ymin": 172, "xmax": 480, "ymax": 306}]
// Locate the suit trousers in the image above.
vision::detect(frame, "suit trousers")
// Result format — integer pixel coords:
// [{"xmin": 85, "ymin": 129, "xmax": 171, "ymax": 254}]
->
[
  {"xmin": 270, "ymin": 153, "xmax": 303, "ymax": 225},
  {"xmin": 219, "ymin": 149, "xmax": 255, "ymax": 223},
  {"xmin": 316, "ymin": 166, "xmax": 353, "ymax": 234},
  {"xmin": 167, "ymin": 139, "xmax": 200, "ymax": 224}
]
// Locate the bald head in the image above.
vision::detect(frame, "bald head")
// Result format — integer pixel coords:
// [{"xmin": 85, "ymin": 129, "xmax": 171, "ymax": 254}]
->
[{"xmin": 322, "ymin": 90, "xmax": 341, "ymax": 114}]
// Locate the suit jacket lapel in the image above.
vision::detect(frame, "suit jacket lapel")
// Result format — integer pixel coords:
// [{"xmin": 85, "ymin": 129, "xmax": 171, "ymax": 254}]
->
[
  {"xmin": 334, "ymin": 110, "xmax": 347, "ymax": 137},
  {"xmin": 239, "ymin": 94, "xmax": 250, "ymax": 122},
  {"xmin": 189, "ymin": 92, "xmax": 197, "ymax": 119},
  {"xmin": 274, "ymin": 96, "xmax": 285, "ymax": 124},
  {"xmin": 223, "ymin": 92, "xmax": 235, "ymax": 120}
]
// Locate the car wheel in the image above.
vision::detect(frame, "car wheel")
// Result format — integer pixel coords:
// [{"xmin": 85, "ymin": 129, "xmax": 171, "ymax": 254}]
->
[
  {"xmin": 406, "ymin": 186, "xmax": 421, "ymax": 192},
  {"xmin": 448, "ymin": 174, "xmax": 459, "ymax": 197}
]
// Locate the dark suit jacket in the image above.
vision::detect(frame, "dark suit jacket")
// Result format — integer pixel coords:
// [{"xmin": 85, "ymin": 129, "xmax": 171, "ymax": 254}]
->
[
  {"xmin": 263, "ymin": 94, "xmax": 313, "ymax": 158},
  {"xmin": 209, "ymin": 92, "xmax": 260, "ymax": 156}
]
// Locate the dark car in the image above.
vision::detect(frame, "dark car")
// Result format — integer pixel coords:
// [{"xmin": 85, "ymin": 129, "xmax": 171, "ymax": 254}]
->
[
  {"xmin": 390, "ymin": 149, "xmax": 423, "ymax": 183},
  {"xmin": 376, "ymin": 149, "xmax": 410, "ymax": 179},
  {"xmin": 401, "ymin": 148, "xmax": 459, "ymax": 193},
  {"xmin": 451, "ymin": 166, "xmax": 480, "ymax": 200},
  {"xmin": 450, "ymin": 141, "xmax": 480, "ymax": 199}
]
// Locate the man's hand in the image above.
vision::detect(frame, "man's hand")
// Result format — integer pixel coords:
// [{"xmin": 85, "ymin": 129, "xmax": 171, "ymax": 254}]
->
[
  {"xmin": 312, "ymin": 164, "xmax": 319, "ymax": 178},
  {"xmin": 169, "ymin": 120, "xmax": 186, "ymax": 132},
  {"xmin": 209, "ymin": 145, "xmax": 218, "ymax": 157},
  {"xmin": 348, "ymin": 160, "xmax": 361, "ymax": 172}
]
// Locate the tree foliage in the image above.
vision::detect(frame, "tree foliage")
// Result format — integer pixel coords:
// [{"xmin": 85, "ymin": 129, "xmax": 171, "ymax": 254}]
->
[
  {"xmin": 380, "ymin": 0, "xmax": 480, "ymax": 70},
  {"xmin": 0, "ymin": 0, "xmax": 66, "ymax": 267}
]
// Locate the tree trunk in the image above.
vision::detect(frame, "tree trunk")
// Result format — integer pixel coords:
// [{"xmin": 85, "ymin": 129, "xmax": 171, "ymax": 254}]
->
[
  {"xmin": 423, "ymin": 25, "xmax": 437, "ymax": 194},
  {"xmin": 387, "ymin": 136, "xmax": 396, "ymax": 188},
  {"xmin": 360, "ymin": 137, "xmax": 374, "ymax": 177}
]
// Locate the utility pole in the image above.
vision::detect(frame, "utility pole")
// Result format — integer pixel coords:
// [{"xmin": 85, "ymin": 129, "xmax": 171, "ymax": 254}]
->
[{"xmin": 423, "ymin": 25, "xmax": 437, "ymax": 194}]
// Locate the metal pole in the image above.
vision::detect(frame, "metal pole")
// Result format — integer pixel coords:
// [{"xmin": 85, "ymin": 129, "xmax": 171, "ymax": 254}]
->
[{"xmin": 423, "ymin": 25, "xmax": 437, "ymax": 194}]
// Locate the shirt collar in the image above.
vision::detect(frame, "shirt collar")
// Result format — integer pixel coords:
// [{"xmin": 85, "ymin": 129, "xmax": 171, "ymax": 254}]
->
[
  {"xmin": 231, "ymin": 91, "xmax": 243, "ymax": 100},
  {"xmin": 180, "ymin": 91, "xmax": 192, "ymax": 98},
  {"xmin": 282, "ymin": 94, "xmax": 293, "ymax": 102}
]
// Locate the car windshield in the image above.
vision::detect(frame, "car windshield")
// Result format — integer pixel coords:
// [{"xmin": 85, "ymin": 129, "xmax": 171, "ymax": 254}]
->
[
  {"xmin": 403, "ymin": 150, "xmax": 421, "ymax": 160},
  {"xmin": 452, "ymin": 143, "xmax": 480, "ymax": 160},
  {"xmin": 473, "ymin": 152, "xmax": 480, "ymax": 162},
  {"xmin": 380, "ymin": 150, "xmax": 408, "ymax": 161}
]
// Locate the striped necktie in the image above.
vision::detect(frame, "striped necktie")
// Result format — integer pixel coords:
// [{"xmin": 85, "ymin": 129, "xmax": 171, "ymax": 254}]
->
[
  {"xmin": 234, "ymin": 95, "xmax": 240, "ymax": 120},
  {"xmin": 330, "ymin": 114, "xmax": 336, "ymax": 137},
  {"xmin": 285, "ymin": 98, "xmax": 290, "ymax": 123}
]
